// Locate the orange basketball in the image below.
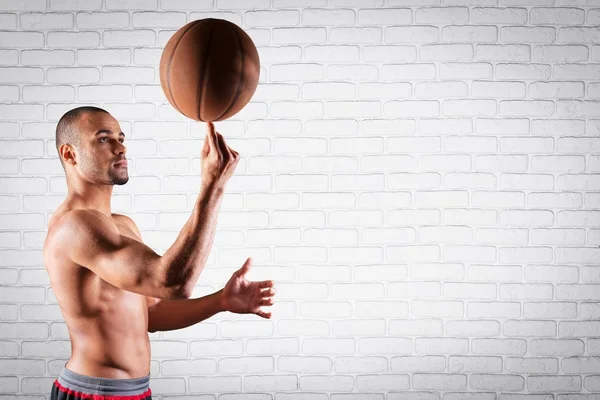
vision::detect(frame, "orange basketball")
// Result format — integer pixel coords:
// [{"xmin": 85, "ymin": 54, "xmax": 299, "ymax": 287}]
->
[{"xmin": 159, "ymin": 18, "xmax": 260, "ymax": 122}]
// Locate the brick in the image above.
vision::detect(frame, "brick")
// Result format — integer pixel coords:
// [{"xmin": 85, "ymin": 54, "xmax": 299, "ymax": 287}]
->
[
  {"xmin": 443, "ymin": 25, "xmax": 498, "ymax": 42},
  {"xmin": 386, "ymin": 26, "xmax": 438, "ymax": 44},
  {"xmin": 258, "ymin": 46, "xmax": 302, "ymax": 63},
  {"xmin": 103, "ymin": 30, "xmax": 155, "ymax": 47},
  {"xmin": 47, "ymin": 67, "xmax": 100, "ymax": 83},
  {"xmin": 440, "ymin": 63, "xmax": 493, "ymax": 79},
  {"xmin": 555, "ymin": 64, "xmax": 600, "ymax": 79},
  {"xmin": 272, "ymin": 27, "xmax": 326, "ymax": 44},
  {"xmin": 363, "ymin": 45, "xmax": 416, "ymax": 62},
  {"xmin": 0, "ymin": 105, "xmax": 44, "ymax": 120},
  {"xmin": 501, "ymin": 26, "xmax": 556, "ymax": 43},
  {"xmin": 327, "ymin": 64, "xmax": 378, "ymax": 81},
  {"xmin": 532, "ymin": 44, "xmax": 588, "ymax": 62},
  {"xmin": 328, "ymin": 101, "xmax": 380, "ymax": 118},
  {"xmin": 76, "ymin": 12, "xmax": 130, "ymax": 28},
  {"xmin": 476, "ymin": 118, "xmax": 529, "ymax": 134},
  {"xmin": 160, "ymin": 0, "xmax": 211, "ymax": 9},
  {"xmin": 102, "ymin": 66, "xmax": 154, "ymax": 83},
  {"xmin": 529, "ymin": 81, "xmax": 584, "ymax": 99},
  {"xmin": 331, "ymin": 0, "xmax": 383, "ymax": 4},
  {"xmin": 302, "ymin": 82, "xmax": 355, "ymax": 100},
  {"xmin": 133, "ymin": 48, "xmax": 162, "ymax": 65},
  {"xmin": 106, "ymin": 0, "xmax": 158, "ymax": 10},
  {"xmin": 415, "ymin": 7, "xmax": 469, "ymax": 23},
  {"xmin": 382, "ymin": 64, "xmax": 435, "ymax": 80},
  {"xmin": 358, "ymin": 8, "xmax": 411, "ymax": 24},
  {"xmin": 0, "ymin": 31, "xmax": 44, "ymax": 47},
  {"xmin": 530, "ymin": 7, "xmax": 585, "ymax": 25},
  {"xmin": 330, "ymin": 27, "xmax": 382, "ymax": 44},
  {"xmin": 50, "ymin": 0, "xmax": 102, "ymax": 10},
  {"xmin": 472, "ymin": 7, "xmax": 527, "ymax": 23},
  {"xmin": 246, "ymin": 10, "xmax": 299, "ymax": 27},
  {"xmin": 496, "ymin": 63, "xmax": 551, "ymax": 80},
  {"xmin": 0, "ymin": 0, "xmax": 46, "ymax": 10},
  {"xmin": 385, "ymin": 100, "xmax": 439, "ymax": 117},
  {"xmin": 301, "ymin": 8, "xmax": 355, "ymax": 26},
  {"xmin": 23, "ymin": 85, "xmax": 75, "ymax": 102},
  {"xmin": 78, "ymin": 85, "xmax": 133, "ymax": 101},
  {"xmin": 476, "ymin": 44, "xmax": 530, "ymax": 61},
  {"xmin": 132, "ymin": 11, "xmax": 186, "ymax": 28},
  {"xmin": 499, "ymin": 100, "xmax": 554, "ymax": 117},
  {"xmin": 47, "ymin": 31, "xmax": 100, "ymax": 48},
  {"xmin": 307, "ymin": 48, "xmax": 361, "ymax": 67},
  {"xmin": 270, "ymin": 64, "xmax": 323, "ymax": 82},
  {"xmin": 416, "ymin": 81, "xmax": 469, "ymax": 98},
  {"xmin": 249, "ymin": 83, "xmax": 295, "ymax": 102},
  {"xmin": 271, "ymin": 101, "xmax": 323, "ymax": 118},
  {"xmin": 472, "ymin": 81, "xmax": 526, "ymax": 98},
  {"xmin": 217, "ymin": 0, "xmax": 269, "ymax": 8},
  {"xmin": 359, "ymin": 82, "xmax": 411, "ymax": 99},
  {"xmin": 21, "ymin": 49, "xmax": 75, "ymax": 65},
  {"xmin": 20, "ymin": 13, "xmax": 73, "ymax": 29},
  {"xmin": 0, "ymin": 13, "xmax": 16, "ymax": 29},
  {"xmin": 77, "ymin": 49, "xmax": 130, "ymax": 65},
  {"xmin": 0, "ymin": 49, "xmax": 18, "ymax": 65},
  {"xmin": 388, "ymin": 137, "xmax": 441, "ymax": 154},
  {"xmin": 0, "ymin": 85, "xmax": 18, "ymax": 101},
  {"xmin": 558, "ymin": 27, "xmax": 600, "ymax": 43},
  {"xmin": 420, "ymin": 44, "xmax": 473, "ymax": 61}
]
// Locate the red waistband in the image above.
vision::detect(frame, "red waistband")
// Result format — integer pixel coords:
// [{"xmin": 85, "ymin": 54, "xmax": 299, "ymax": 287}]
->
[{"xmin": 54, "ymin": 380, "xmax": 152, "ymax": 400}]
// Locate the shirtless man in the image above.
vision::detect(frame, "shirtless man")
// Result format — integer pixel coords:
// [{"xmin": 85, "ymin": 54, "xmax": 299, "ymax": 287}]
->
[{"xmin": 43, "ymin": 106, "xmax": 276, "ymax": 400}]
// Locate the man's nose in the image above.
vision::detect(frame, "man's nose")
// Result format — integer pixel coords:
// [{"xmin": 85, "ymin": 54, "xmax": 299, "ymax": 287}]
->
[{"xmin": 115, "ymin": 142, "xmax": 126, "ymax": 155}]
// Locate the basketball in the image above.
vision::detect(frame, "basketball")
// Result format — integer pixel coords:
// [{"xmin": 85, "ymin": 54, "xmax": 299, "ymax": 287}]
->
[{"xmin": 159, "ymin": 18, "xmax": 260, "ymax": 122}]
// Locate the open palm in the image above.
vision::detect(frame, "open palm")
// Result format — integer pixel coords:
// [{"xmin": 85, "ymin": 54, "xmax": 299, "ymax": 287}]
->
[{"xmin": 221, "ymin": 257, "xmax": 276, "ymax": 319}]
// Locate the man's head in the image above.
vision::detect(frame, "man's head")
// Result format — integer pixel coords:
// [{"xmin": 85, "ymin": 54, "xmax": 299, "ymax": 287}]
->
[{"xmin": 56, "ymin": 106, "xmax": 129, "ymax": 186}]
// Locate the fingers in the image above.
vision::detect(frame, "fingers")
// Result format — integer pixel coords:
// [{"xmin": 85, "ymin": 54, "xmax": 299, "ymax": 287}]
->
[
  {"xmin": 206, "ymin": 122, "xmax": 240, "ymax": 166},
  {"xmin": 259, "ymin": 280, "xmax": 274, "ymax": 289},
  {"xmin": 215, "ymin": 131, "xmax": 232, "ymax": 162},
  {"xmin": 205, "ymin": 121, "xmax": 217, "ymax": 154},
  {"xmin": 261, "ymin": 286, "xmax": 276, "ymax": 296},
  {"xmin": 238, "ymin": 257, "xmax": 252, "ymax": 276},
  {"xmin": 260, "ymin": 297, "xmax": 274, "ymax": 306},
  {"xmin": 257, "ymin": 282, "xmax": 275, "ymax": 319},
  {"xmin": 210, "ymin": 122, "xmax": 238, "ymax": 163}
]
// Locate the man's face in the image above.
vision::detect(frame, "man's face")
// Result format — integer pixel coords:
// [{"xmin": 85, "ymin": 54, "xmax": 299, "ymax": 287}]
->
[{"xmin": 76, "ymin": 112, "xmax": 129, "ymax": 186}]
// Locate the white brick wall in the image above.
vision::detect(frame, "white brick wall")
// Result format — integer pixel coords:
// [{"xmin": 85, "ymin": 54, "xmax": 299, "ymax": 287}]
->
[{"xmin": 1, "ymin": 0, "xmax": 600, "ymax": 397}]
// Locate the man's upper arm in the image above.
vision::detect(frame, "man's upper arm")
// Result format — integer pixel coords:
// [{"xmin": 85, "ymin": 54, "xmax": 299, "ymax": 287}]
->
[
  {"xmin": 53, "ymin": 210, "xmax": 177, "ymax": 299},
  {"xmin": 118, "ymin": 215, "xmax": 163, "ymax": 310}
]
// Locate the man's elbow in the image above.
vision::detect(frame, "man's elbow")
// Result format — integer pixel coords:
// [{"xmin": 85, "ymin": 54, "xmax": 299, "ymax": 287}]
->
[{"xmin": 168, "ymin": 283, "xmax": 192, "ymax": 300}]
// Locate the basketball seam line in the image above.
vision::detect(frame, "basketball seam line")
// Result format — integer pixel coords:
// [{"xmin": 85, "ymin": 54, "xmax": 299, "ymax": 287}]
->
[
  {"xmin": 167, "ymin": 20, "xmax": 201, "ymax": 117},
  {"xmin": 215, "ymin": 23, "xmax": 245, "ymax": 121},
  {"xmin": 197, "ymin": 23, "xmax": 214, "ymax": 122}
]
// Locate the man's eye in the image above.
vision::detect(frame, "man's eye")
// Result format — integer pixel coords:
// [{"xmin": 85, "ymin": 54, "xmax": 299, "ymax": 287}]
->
[{"xmin": 99, "ymin": 137, "xmax": 108, "ymax": 142}]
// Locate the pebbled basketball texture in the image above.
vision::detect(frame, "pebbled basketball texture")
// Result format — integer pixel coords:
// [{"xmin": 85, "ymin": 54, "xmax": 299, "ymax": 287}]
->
[{"xmin": 159, "ymin": 18, "xmax": 260, "ymax": 122}]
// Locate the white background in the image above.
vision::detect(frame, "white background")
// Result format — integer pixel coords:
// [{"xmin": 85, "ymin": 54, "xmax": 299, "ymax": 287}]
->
[{"xmin": 1, "ymin": 0, "xmax": 600, "ymax": 398}]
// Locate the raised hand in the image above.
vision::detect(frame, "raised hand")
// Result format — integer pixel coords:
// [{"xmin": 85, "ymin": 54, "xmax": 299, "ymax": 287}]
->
[{"xmin": 201, "ymin": 121, "xmax": 240, "ymax": 190}]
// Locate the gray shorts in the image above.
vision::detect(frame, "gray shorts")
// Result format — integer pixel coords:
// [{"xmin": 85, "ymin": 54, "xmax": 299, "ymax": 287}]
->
[{"xmin": 51, "ymin": 366, "xmax": 152, "ymax": 400}]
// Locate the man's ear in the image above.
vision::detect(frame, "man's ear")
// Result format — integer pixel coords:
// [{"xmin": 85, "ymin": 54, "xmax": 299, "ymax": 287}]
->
[{"xmin": 59, "ymin": 144, "xmax": 77, "ymax": 166}]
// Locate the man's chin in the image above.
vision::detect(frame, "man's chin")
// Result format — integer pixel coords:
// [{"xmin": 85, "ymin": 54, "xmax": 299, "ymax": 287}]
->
[
  {"xmin": 114, "ymin": 177, "xmax": 129, "ymax": 185},
  {"xmin": 110, "ymin": 174, "xmax": 129, "ymax": 185}
]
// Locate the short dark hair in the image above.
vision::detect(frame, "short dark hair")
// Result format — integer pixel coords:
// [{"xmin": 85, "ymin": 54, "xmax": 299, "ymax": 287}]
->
[{"xmin": 55, "ymin": 106, "xmax": 109, "ymax": 166}]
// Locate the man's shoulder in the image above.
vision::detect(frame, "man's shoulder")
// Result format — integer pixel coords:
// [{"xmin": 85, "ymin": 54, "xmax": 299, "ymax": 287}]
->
[
  {"xmin": 50, "ymin": 209, "xmax": 102, "ymax": 233},
  {"xmin": 112, "ymin": 213, "xmax": 142, "ymax": 239}
]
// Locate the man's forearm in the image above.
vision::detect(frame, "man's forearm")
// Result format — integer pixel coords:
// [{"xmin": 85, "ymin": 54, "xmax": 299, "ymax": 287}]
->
[
  {"xmin": 148, "ymin": 289, "xmax": 225, "ymax": 332},
  {"xmin": 160, "ymin": 183, "xmax": 225, "ymax": 297}
]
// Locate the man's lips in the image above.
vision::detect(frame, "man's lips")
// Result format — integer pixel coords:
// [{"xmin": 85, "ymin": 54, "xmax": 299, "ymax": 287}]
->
[{"xmin": 114, "ymin": 160, "xmax": 127, "ymax": 167}]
